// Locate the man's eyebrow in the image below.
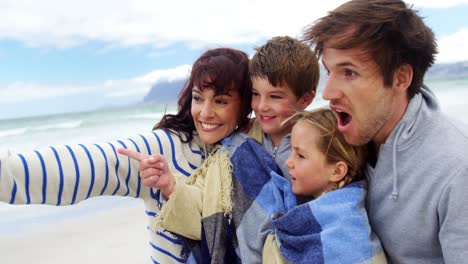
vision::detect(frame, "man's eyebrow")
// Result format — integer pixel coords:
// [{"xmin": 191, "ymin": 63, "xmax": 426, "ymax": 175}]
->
[
  {"xmin": 336, "ymin": 61, "xmax": 358, "ymax": 68},
  {"xmin": 323, "ymin": 59, "xmax": 358, "ymax": 69}
]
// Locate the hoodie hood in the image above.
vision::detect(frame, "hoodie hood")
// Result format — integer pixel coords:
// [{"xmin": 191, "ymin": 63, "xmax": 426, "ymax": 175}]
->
[
  {"xmin": 375, "ymin": 85, "xmax": 440, "ymax": 200},
  {"xmin": 386, "ymin": 85, "xmax": 439, "ymax": 149}
]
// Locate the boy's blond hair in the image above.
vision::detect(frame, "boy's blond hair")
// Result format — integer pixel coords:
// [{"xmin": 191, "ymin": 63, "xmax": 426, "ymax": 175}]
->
[
  {"xmin": 286, "ymin": 108, "xmax": 368, "ymax": 189},
  {"xmin": 249, "ymin": 36, "xmax": 319, "ymax": 98}
]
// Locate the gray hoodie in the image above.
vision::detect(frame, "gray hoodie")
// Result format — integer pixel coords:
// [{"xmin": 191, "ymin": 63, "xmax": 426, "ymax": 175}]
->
[
  {"xmin": 262, "ymin": 132, "xmax": 292, "ymax": 181},
  {"xmin": 365, "ymin": 85, "xmax": 468, "ymax": 263}
]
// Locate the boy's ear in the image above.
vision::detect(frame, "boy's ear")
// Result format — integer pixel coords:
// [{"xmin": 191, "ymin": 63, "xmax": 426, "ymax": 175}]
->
[
  {"xmin": 329, "ymin": 161, "xmax": 348, "ymax": 183},
  {"xmin": 393, "ymin": 64, "xmax": 413, "ymax": 94},
  {"xmin": 298, "ymin": 91, "xmax": 315, "ymax": 110}
]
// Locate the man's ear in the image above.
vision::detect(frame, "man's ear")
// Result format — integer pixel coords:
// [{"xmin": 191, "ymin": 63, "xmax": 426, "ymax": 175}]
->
[
  {"xmin": 298, "ymin": 91, "xmax": 315, "ymax": 109},
  {"xmin": 393, "ymin": 64, "xmax": 413, "ymax": 93},
  {"xmin": 329, "ymin": 161, "xmax": 348, "ymax": 183}
]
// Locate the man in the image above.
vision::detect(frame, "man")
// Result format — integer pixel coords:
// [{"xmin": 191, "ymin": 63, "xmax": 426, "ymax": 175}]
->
[{"xmin": 304, "ymin": 0, "xmax": 468, "ymax": 263}]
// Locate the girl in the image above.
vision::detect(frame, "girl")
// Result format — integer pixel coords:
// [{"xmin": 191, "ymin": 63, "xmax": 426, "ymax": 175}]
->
[{"xmin": 263, "ymin": 108, "xmax": 387, "ymax": 264}]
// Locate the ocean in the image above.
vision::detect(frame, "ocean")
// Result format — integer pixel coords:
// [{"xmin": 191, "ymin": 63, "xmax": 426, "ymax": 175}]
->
[
  {"xmin": 0, "ymin": 104, "xmax": 177, "ymax": 235},
  {"xmin": 1, "ymin": 78, "xmax": 467, "ymax": 235}
]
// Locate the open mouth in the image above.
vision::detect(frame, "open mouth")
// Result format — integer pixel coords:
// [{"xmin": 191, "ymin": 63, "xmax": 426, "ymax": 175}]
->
[{"xmin": 336, "ymin": 110, "xmax": 352, "ymax": 127}]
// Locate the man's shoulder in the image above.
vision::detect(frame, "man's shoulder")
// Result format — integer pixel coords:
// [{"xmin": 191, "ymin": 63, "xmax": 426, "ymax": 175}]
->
[
  {"xmin": 445, "ymin": 117, "xmax": 468, "ymax": 138},
  {"xmin": 434, "ymin": 115, "xmax": 468, "ymax": 146},
  {"xmin": 422, "ymin": 115, "xmax": 468, "ymax": 166}
]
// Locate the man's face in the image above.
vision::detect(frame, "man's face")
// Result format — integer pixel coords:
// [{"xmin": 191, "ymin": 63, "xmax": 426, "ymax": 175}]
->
[{"xmin": 321, "ymin": 47, "xmax": 405, "ymax": 147}]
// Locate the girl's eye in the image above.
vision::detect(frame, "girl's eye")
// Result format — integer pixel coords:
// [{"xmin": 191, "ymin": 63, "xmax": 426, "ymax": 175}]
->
[
  {"xmin": 252, "ymin": 91, "xmax": 259, "ymax": 96},
  {"xmin": 296, "ymin": 152, "xmax": 305, "ymax": 159}
]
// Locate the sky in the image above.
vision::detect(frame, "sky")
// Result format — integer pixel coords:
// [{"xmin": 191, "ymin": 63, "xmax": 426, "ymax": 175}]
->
[{"xmin": 1, "ymin": 0, "xmax": 468, "ymax": 120}]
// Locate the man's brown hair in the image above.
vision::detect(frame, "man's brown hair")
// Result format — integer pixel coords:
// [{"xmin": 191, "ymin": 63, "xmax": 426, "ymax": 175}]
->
[
  {"xmin": 249, "ymin": 36, "xmax": 320, "ymax": 98},
  {"xmin": 303, "ymin": 0, "xmax": 437, "ymax": 98}
]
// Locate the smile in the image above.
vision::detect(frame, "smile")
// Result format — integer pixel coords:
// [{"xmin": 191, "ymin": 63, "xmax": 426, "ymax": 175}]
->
[
  {"xmin": 200, "ymin": 122, "xmax": 221, "ymax": 130},
  {"xmin": 260, "ymin": 114, "xmax": 275, "ymax": 121}
]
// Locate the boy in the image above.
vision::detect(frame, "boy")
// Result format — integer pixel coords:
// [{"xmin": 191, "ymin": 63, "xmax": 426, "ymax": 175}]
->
[
  {"xmin": 134, "ymin": 36, "xmax": 319, "ymax": 187},
  {"xmin": 248, "ymin": 36, "xmax": 318, "ymax": 180}
]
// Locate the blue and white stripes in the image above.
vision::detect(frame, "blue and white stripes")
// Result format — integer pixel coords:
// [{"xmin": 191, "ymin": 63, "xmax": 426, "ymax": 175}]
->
[{"xmin": 0, "ymin": 129, "xmax": 204, "ymax": 263}]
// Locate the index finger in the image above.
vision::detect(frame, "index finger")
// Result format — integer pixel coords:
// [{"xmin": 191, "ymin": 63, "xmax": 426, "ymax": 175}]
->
[{"xmin": 117, "ymin": 148, "xmax": 149, "ymax": 161}]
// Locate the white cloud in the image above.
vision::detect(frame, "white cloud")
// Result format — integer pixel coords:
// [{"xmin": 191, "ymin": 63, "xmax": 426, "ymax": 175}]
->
[
  {"xmin": 0, "ymin": 0, "xmax": 346, "ymax": 48},
  {"xmin": 408, "ymin": 0, "xmax": 468, "ymax": 8},
  {"xmin": 136, "ymin": 65, "xmax": 190, "ymax": 85},
  {"xmin": 1, "ymin": 0, "xmax": 466, "ymax": 63},
  {"xmin": 103, "ymin": 64, "xmax": 190, "ymax": 97},
  {"xmin": 0, "ymin": 64, "xmax": 191, "ymax": 104},
  {"xmin": 0, "ymin": 82, "xmax": 96, "ymax": 103},
  {"xmin": 1, "ymin": 0, "xmax": 467, "ymax": 55},
  {"xmin": 2, "ymin": 0, "xmax": 468, "ymax": 49},
  {"xmin": 436, "ymin": 28, "xmax": 468, "ymax": 63}
]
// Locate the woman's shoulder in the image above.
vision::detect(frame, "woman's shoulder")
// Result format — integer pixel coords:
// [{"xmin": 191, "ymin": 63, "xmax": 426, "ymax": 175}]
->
[{"xmin": 149, "ymin": 128, "xmax": 188, "ymax": 142}]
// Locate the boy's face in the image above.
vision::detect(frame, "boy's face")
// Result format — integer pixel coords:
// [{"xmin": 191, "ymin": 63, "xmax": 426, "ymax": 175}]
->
[
  {"xmin": 322, "ymin": 47, "xmax": 408, "ymax": 147},
  {"xmin": 285, "ymin": 121, "xmax": 336, "ymax": 198},
  {"xmin": 251, "ymin": 77, "xmax": 313, "ymax": 146}
]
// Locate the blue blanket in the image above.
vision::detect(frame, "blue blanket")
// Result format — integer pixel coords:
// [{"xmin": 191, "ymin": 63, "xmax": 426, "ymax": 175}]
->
[
  {"xmin": 199, "ymin": 133, "xmax": 385, "ymax": 263},
  {"xmin": 271, "ymin": 181, "xmax": 385, "ymax": 263}
]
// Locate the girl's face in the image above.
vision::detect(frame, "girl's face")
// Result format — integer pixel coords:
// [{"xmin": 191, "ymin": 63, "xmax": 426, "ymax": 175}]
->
[
  {"xmin": 285, "ymin": 121, "xmax": 338, "ymax": 198},
  {"xmin": 191, "ymin": 87, "xmax": 241, "ymax": 144}
]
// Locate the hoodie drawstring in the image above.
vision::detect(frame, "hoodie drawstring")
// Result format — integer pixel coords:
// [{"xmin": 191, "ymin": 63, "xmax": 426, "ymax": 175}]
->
[{"xmin": 391, "ymin": 124, "xmax": 405, "ymax": 200}]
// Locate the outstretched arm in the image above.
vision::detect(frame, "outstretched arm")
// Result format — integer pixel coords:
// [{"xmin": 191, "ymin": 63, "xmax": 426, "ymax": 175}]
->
[
  {"xmin": 0, "ymin": 142, "xmax": 138, "ymax": 205},
  {"xmin": 0, "ymin": 130, "xmax": 202, "ymax": 206}
]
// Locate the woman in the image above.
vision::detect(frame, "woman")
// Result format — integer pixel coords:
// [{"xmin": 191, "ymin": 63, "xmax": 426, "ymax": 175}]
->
[{"xmin": 0, "ymin": 48, "xmax": 252, "ymax": 263}]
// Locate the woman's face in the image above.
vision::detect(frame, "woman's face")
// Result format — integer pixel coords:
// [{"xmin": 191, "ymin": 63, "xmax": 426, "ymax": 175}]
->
[{"xmin": 191, "ymin": 86, "xmax": 242, "ymax": 144}]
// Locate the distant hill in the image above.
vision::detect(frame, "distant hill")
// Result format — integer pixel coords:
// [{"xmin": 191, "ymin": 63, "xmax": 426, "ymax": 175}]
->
[
  {"xmin": 143, "ymin": 78, "xmax": 187, "ymax": 103},
  {"xmin": 427, "ymin": 61, "xmax": 468, "ymax": 79}
]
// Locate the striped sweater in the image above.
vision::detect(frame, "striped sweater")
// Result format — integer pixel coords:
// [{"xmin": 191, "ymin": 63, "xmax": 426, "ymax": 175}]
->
[{"xmin": 0, "ymin": 129, "xmax": 205, "ymax": 264}]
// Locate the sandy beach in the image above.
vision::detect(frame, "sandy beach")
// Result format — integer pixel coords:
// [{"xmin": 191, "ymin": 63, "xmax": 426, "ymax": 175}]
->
[{"xmin": 0, "ymin": 202, "xmax": 150, "ymax": 264}]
